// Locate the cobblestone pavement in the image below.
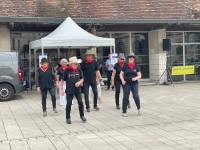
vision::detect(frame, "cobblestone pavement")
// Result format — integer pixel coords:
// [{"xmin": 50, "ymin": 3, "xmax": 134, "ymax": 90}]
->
[{"xmin": 0, "ymin": 83, "xmax": 200, "ymax": 150}]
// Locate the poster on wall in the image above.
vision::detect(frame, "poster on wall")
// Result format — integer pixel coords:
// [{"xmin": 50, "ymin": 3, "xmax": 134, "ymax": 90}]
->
[
  {"xmin": 39, "ymin": 55, "xmax": 47, "ymax": 67},
  {"xmin": 110, "ymin": 53, "xmax": 118, "ymax": 65}
]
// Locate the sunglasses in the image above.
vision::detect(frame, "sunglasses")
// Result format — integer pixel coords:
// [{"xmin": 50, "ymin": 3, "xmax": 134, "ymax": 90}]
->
[{"xmin": 120, "ymin": 58, "xmax": 125, "ymax": 60}]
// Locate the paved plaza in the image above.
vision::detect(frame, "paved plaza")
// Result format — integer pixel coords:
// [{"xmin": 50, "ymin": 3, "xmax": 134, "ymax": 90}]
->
[{"xmin": 0, "ymin": 83, "xmax": 200, "ymax": 150}]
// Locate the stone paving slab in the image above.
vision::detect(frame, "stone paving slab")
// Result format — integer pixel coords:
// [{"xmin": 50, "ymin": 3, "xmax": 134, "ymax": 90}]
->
[{"xmin": 0, "ymin": 83, "xmax": 200, "ymax": 149}]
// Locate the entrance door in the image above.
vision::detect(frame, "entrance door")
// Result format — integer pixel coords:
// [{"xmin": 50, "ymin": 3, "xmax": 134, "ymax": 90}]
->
[{"xmin": 132, "ymin": 33, "xmax": 149, "ymax": 79}]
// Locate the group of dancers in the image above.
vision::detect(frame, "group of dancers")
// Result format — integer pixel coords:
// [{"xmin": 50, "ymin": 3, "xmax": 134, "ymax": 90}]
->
[{"xmin": 36, "ymin": 50, "xmax": 141, "ymax": 124}]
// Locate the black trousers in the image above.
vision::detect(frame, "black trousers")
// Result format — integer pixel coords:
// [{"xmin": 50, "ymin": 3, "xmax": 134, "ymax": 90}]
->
[
  {"xmin": 114, "ymin": 80, "xmax": 130, "ymax": 106},
  {"xmin": 107, "ymin": 70, "xmax": 114, "ymax": 89},
  {"xmin": 83, "ymin": 82, "xmax": 98, "ymax": 109},
  {"xmin": 41, "ymin": 88, "xmax": 56, "ymax": 112},
  {"xmin": 122, "ymin": 84, "xmax": 140, "ymax": 113},
  {"xmin": 66, "ymin": 92, "xmax": 84, "ymax": 119}
]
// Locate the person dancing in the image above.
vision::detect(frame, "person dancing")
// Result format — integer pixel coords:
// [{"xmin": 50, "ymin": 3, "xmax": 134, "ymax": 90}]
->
[
  {"xmin": 81, "ymin": 50, "xmax": 100, "ymax": 112},
  {"xmin": 89, "ymin": 55, "xmax": 102, "ymax": 103},
  {"xmin": 36, "ymin": 57, "xmax": 58, "ymax": 117},
  {"xmin": 56, "ymin": 58, "xmax": 68, "ymax": 106},
  {"xmin": 60, "ymin": 56, "xmax": 86, "ymax": 124},
  {"xmin": 111, "ymin": 53, "xmax": 130, "ymax": 109},
  {"xmin": 120, "ymin": 53, "xmax": 142, "ymax": 117}
]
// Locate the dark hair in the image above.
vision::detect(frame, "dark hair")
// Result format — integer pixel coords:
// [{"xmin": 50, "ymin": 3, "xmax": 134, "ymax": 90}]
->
[
  {"xmin": 59, "ymin": 58, "xmax": 62, "ymax": 61},
  {"xmin": 128, "ymin": 56, "xmax": 137, "ymax": 64}
]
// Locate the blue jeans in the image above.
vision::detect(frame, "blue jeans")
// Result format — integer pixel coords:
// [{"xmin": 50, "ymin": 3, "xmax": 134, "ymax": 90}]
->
[
  {"xmin": 107, "ymin": 70, "xmax": 114, "ymax": 89},
  {"xmin": 122, "ymin": 84, "xmax": 140, "ymax": 113},
  {"xmin": 41, "ymin": 88, "xmax": 56, "ymax": 111}
]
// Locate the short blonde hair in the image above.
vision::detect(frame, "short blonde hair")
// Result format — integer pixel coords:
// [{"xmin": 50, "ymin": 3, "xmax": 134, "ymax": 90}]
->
[{"xmin": 60, "ymin": 58, "xmax": 68, "ymax": 65}]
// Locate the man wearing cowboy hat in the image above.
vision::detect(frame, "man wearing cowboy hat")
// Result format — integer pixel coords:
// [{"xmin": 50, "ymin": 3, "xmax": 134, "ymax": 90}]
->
[
  {"xmin": 60, "ymin": 56, "xmax": 86, "ymax": 124},
  {"xmin": 81, "ymin": 49, "xmax": 100, "ymax": 112}
]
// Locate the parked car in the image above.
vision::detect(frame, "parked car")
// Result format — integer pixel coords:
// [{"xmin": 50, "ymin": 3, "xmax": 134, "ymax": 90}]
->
[{"xmin": 0, "ymin": 52, "xmax": 24, "ymax": 101}]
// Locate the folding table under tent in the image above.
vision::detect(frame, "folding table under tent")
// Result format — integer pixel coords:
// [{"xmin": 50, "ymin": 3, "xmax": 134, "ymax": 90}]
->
[{"xmin": 28, "ymin": 17, "xmax": 115, "ymax": 88}]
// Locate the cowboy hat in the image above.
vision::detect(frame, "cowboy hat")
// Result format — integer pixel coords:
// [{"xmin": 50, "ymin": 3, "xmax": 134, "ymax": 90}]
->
[
  {"xmin": 128, "ymin": 52, "xmax": 136, "ymax": 58},
  {"xmin": 68, "ymin": 56, "xmax": 82, "ymax": 64},
  {"xmin": 118, "ymin": 53, "xmax": 125, "ymax": 59},
  {"xmin": 86, "ymin": 49, "xmax": 94, "ymax": 55}
]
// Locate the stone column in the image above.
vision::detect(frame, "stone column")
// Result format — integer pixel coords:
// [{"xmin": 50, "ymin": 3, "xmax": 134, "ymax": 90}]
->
[
  {"xmin": 0, "ymin": 25, "xmax": 10, "ymax": 51},
  {"xmin": 148, "ymin": 29, "xmax": 167, "ymax": 83},
  {"xmin": 91, "ymin": 27, "xmax": 97, "ymax": 55}
]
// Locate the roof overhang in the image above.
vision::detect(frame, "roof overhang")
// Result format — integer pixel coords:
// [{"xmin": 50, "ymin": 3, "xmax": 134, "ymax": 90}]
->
[{"xmin": 1, "ymin": 17, "xmax": 200, "ymax": 24}]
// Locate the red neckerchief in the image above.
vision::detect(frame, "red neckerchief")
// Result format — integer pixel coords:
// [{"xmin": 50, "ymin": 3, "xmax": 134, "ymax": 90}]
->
[
  {"xmin": 86, "ymin": 58, "xmax": 94, "ymax": 64},
  {"xmin": 118, "ymin": 61, "xmax": 124, "ymax": 68},
  {"xmin": 40, "ymin": 66, "xmax": 49, "ymax": 72},
  {"xmin": 68, "ymin": 66, "xmax": 78, "ymax": 72},
  {"xmin": 61, "ymin": 65, "xmax": 68, "ymax": 71},
  {"xmin": 127, "ymin": 63, "xmax": 135, "ymax": 70}
]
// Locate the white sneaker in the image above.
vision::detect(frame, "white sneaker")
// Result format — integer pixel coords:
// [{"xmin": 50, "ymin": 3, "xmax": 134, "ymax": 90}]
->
[
  {"xmin": 138, "ymin": 110, "xmax": 142, "ymax": 115},
  {"xmin": 122, "ymin": 113, "xmax": 128, "ymax": 117}
]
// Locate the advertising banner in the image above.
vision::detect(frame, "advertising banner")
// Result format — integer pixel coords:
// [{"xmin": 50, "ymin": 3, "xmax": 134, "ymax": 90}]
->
[{"xmin": 172, "ymin": 65, "xmax": 195, "ymax": 75}]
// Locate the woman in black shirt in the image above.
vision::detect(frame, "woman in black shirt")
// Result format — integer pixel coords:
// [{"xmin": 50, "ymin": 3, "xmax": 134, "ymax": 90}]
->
[
  {"xmin": 111, "ymin": 53, "xmax": 130, "ymax": 109},
  {"xmin": 60, "ymin": 56, "xmax": 86, "ymax": 124},
  {"xmin": 120, "ymin": 53, "xmax": 142, "ymax": 117},
  {"xmin": 56, "ymin": 58, "xmax": 68, "ymax": 106},
  {"xmin": 36, "ymin": 57, "xmax": 58, "ymax": 117}
]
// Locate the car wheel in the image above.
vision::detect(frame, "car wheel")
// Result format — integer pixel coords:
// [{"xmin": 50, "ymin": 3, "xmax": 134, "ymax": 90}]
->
[{"xmin": 0, "ymin": 84, "xmax": 14, "ymax": 101}]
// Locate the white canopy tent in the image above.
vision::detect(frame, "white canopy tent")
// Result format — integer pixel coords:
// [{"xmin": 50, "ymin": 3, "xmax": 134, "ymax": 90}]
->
[{"xmin": 28, "ymin": 17, "xmax": 115, "ymax": 87}]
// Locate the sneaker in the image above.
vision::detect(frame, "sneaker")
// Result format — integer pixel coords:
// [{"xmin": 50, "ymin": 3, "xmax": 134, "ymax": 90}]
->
[
  {"xmin": 66, "ymin": 119, "xmax": 72, "ymax": 124},
  {"xmin": 127, "ymin": 103, "xmax": 131, "ymax": 109},
  {"xmin": 86, "ymin": 108, "xmax": 90, "ymax": 112},
  {"xmin": 122, "ymin": 113, "xmax": 128, "ymax": 117},
  {"xmin": 43, "ymin": 111, "xmax": 47, "ymax": 117},
  {"xmin": 80, "ymin": 116, "xmax": 86, "ymax": 122},
  {"xmin": 94, "ymin": 106, "xmax": 100, "ymax": 111},
  {"xmin": 53, "ymin": 108, "xmax": 58, "ymax": 113},
  {"xmin": 138, "ymin": 109, "xmax": 142, "ymax": 115},
  {"xmin": 116, "ymin": 105, "xmax": 120, "ymax": 110}
]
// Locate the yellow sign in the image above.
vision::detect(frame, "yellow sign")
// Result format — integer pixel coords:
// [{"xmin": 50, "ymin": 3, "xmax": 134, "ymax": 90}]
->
[{"xmin": 172, "ymin": 65, "xmax": 195, "ymax": 75}]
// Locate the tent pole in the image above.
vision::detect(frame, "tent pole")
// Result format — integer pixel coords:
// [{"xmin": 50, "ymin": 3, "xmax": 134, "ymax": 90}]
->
[
  {"xmin": 29, "ymin": 48, "xmax": 31, "ymax": 90},
  {"xmin": 58, "ymin": 47, "xmax": 60, "ymax": 59},
  {"xmin": 113, "ymin": 46, "xmax": 116, "ymax": 53},
  {"xmin": 109, "ymin": 33, "xmax": 112, "ymax": 53},
  {"xmin": 42, "ymin": 47, "xmax": 44, "ymax": 56},
  {"xmin": 34, "ymin": 49, "xmax": 37, "ymax": 83}
]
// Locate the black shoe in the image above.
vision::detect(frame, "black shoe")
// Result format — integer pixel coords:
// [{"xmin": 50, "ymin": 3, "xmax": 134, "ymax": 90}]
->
[
  {"xmin": 94, "ymin": 106, "xmax": 100, "ymax": 111},
  {"xmin": 127, "ymin": 103, "xmax": 131, "ymax": 109},
  {"xmin": 66, "ymin": 119, "xmax": 71, "ymax": 124},
  {"xmin": 86, "ymin": 108, "xmax": 90, "ymax": 112},
  {"xmin": 116, "ymin": 105, "xmax": 120, "ymax": 109},
  {"xmin": 80, "ymin": 116, "xmax": 86, "ymax": 122}
]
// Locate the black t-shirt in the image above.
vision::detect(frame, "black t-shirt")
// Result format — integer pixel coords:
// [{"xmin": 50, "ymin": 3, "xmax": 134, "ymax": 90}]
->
[
  {"xmin": 81, "ymin": 60, "xmax": 98, "ymax": 84},
  {"xmin": 114, "ymin": 63, "xmax": 125, "ymax": 81},
  {"xmin": 57, "ymin": 68, "xmax": 65, "ymax": 81},
  {"xmin": 122, "ymin": 64, "xmax": 141, "ymax": 85},
  {"xmin": 62, "ymin": 68, "xmax": 83, "ymax": 94}
]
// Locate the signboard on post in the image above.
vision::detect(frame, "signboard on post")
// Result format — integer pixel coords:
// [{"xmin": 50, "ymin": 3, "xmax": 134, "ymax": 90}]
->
[
  {"xmin": 39, "ymin": 55, "xmax": 47, "ymax": 67},
  {"xmin": 110, "ymin": 53, "xmax": 118, "ymax": 65},
  {"xmin": 172, "ymin": 65, "xmax": 195, "ymax": 75}
]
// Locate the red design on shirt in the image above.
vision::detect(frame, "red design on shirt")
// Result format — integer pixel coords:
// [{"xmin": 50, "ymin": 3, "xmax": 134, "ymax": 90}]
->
[
  {"xmin": 40, "ymin": 66, "xmax": 49, "ymax": 72},
  {"xmin": 118, "ymin": 61, "xmax": 124, "ymax": 68},
  {"xmin": 127, "ymin": 63, "xmax": 135, "ymax": 70},
  {"xmin": 68, "ymin": 66, "xmax": 78, "ymax": 72},
  {"xmin": 86, "ymin": 58, "xmax": 94, "ymax": 64}
]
